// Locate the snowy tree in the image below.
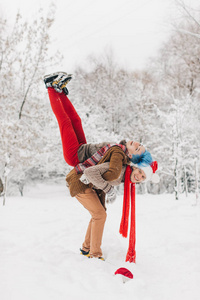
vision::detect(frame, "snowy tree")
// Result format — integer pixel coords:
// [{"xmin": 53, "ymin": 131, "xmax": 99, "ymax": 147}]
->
[
  {"xmin": 0, "ymin": 8, "xmax": 66, "ymax": 198},
  {"xmin": 70, "ymin": 50, "xmax": 158, "ymax": 145},
  {"xmin": 146, "ymin": 7, "xmax": 200, "ymax": 197}
]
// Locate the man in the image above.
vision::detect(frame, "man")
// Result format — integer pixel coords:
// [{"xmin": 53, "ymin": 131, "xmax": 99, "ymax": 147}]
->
[{"xmin": 66, "ymin": 156, "xmax": 159, "ymax": 260}]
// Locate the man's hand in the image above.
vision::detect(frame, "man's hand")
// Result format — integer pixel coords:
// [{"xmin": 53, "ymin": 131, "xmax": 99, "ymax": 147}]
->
[{"xmin": 106, "ymin": 187, "xmax": 117, "ymax": 203}]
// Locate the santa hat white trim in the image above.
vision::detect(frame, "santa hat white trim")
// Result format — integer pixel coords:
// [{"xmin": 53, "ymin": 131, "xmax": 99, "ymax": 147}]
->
[{"xmin": 141, "ymin": 161, "xmax": 160, "ymax": 183}]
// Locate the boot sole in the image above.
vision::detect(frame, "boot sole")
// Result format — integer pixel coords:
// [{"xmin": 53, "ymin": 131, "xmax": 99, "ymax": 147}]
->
[{"xmin": 43, "ymin": 71, "xmax": 68, "ymax": 80}]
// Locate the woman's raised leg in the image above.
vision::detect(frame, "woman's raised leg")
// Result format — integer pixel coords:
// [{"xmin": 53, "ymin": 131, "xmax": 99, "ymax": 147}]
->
[
  {"xmin": 48, "ymin": 88, "xmax": 83, "ymax": 166},
  {"xmin": 58, "ymin": 92, "xmax": 87, "ymax": 146}
]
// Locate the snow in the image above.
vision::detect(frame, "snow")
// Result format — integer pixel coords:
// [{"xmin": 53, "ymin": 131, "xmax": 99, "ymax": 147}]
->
[{"xmin": 0, "ymin": 183, "xmax": 200, "ymax": 300}]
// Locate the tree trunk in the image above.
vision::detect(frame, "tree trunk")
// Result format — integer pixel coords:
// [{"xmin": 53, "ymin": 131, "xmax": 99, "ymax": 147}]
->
[
  {"xmin": 184, "ymin": 166, "xmax": 188, "ymax": 197},
  {"xmin": 3, "ymin": 176, "xmax": 7, "ymax": 206},
  {"xmin": 174, "ymin": 157, "xmax": 179, "ymax": 200},
  {"xmin": 19, "ymin": 182, "xmax": 24, "ymax": 197},
  {"xmin": 194, "ymin": 159, "xmax": 199, "ymax": 205},
  {"xmin": 0, "ymin": 177, "xmax": 3, "ymax": 195}
]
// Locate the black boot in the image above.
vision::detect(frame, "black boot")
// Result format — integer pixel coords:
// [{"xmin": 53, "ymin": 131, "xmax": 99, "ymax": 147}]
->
[{"xmin": 43, "ymin": 71, "xmax": 68, "ymax": 92}]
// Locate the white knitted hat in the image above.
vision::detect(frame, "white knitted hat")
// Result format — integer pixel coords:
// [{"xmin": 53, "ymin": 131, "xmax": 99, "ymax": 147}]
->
[{"xmin": 141, "ymin": 161, "xmax": 160, "ymax": 183}]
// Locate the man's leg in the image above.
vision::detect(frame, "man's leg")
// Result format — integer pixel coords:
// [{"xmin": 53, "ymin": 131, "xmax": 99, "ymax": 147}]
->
[
  {"xmin": 76, "ymin": 188, "xmax": 107, "ymax": 257},
  {"xmin": 81, "ymin": 219, "xmax": 92, "ymax": 252}
]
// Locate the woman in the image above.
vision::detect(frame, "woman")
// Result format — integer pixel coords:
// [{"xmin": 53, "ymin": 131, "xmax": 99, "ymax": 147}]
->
[
  {"xmin": 44, "ymin": 71, "xmax": 158, "ymax": 260},
  {"xmin": 44, "ymin": 72, "xmax": 152, "ymax": 167}
]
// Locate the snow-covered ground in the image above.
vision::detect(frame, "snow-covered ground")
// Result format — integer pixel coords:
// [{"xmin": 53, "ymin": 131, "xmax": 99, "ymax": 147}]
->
[{"xmin": 0, "ymin": 183, "xmax": 200, "ymax": 300}]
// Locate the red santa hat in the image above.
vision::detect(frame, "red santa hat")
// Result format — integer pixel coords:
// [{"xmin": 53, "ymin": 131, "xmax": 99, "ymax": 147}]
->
[{"xmin": 141, "ymin": 161, "xmax": 160, "ymax": 183}]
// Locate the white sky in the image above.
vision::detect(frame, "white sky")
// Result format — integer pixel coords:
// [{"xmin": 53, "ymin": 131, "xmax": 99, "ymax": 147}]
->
[{"xmin": 1, "ymin": 0, "xmax": 199, "ymax": 73}]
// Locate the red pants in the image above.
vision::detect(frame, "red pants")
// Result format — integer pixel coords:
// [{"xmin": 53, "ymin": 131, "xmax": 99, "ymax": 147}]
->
[{"xmin": 47, "ymin": 88, "xmax": 87, "ymax": 166}]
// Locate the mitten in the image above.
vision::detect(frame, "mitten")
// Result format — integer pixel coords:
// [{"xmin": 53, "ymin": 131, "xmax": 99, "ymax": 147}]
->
[
  {"xmin": 80, "ymin": 173, "xmax": 90, "ymax": 185},
  {"xmin": 106, "ymin": 187, "xmax": 117, "ymax": 203}
]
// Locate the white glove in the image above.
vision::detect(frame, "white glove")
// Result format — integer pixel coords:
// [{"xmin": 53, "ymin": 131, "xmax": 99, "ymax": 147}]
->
[
  {"xmin": 106, "ymin": 187, "xmax": 117, "ymax": 204},
  {"xmin": 80, "ymin": 173, "xmax": 90, "ymax": 185}
]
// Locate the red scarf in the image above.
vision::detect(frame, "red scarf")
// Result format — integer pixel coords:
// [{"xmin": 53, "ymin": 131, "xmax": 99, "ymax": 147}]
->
[{"xmin": 119, "ymin": 165, "xmax": 136, "ymax": 263}]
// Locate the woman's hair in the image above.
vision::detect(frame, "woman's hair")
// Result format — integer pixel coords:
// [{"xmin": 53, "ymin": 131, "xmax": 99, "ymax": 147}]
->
[{"xmin": 130, "ymin": 150, "xmax": 153, "ymax": 167}]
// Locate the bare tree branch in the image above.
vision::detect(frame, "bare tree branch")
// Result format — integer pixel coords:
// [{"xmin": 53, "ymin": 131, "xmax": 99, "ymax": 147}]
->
[{"xmin": 176, "ymin": 0, "xmax": 200, "ymax": 27}]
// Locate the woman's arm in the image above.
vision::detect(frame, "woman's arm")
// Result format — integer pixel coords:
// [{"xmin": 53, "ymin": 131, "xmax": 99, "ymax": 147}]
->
[{"xmin": 83, "ymin": 162, "xmax": 113, "ymax": 193}]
